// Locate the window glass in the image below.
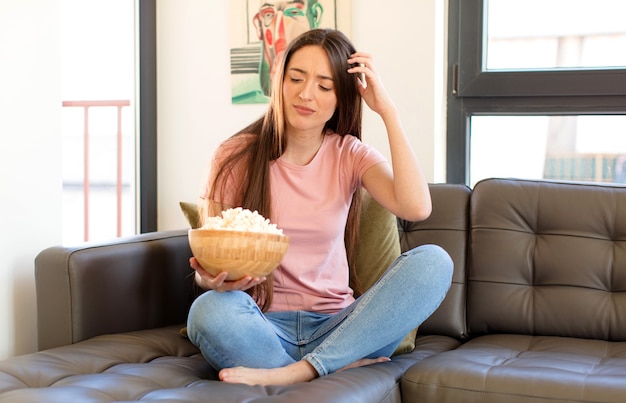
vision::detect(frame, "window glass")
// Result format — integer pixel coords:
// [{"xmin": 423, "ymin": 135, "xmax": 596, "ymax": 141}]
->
[
  {"xmin": 485, "ymin": 0, "xmax": 626, "ymax": 70},
  {"xmin": 61, "ymin": 0, "xmax": 137, "ymax": 244},
  {"xmin": 470, "ymin": 115, "xmax": 626, "ymax": 187}
]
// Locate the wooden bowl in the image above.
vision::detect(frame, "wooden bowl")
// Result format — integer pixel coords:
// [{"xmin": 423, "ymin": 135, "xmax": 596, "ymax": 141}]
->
[{"xmin": 188, "ymin": 228, "xmax": 289, "ymax": 280}]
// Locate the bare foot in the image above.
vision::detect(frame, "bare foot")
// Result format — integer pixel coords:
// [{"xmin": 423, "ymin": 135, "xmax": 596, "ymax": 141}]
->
[
  {"xmin": 337, "ymin": 356, "xmax": 391, "ymax": 372},
  {"xmin": 219, "ymin": 357, "xmax": 391, "ymax": 386},
  {"xmin": 219, "ymin": 360, "xmax": 318, "ymax": 386}
]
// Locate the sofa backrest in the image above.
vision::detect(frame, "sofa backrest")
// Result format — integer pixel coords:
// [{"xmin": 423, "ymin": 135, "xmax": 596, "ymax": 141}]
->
[
  {"xmin": 467, "ymin": 178, "xmax": 626, "ymax": 341},
  {"xmin": 398, "ymin": 183, "xmax": 471, "ymax": 340}
]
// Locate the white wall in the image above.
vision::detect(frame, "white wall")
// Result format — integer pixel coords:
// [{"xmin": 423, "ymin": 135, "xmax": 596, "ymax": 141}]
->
[
  {"xmin": 0, "ymin": 0, "xmax": 62, "ymax": 359},
  {"xmin": 156, "ymin": 0, "xmax": 447, "ymax": 231}
]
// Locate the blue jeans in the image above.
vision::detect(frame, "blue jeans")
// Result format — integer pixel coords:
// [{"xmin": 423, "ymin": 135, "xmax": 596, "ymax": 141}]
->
[{"xmin": 186, "ymin": 244, "xmax": 453, "ymax": 376}]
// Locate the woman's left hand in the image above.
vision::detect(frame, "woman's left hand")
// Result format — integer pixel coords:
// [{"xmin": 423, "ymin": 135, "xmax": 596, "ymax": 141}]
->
[
  {"xmin": 347, "ymin": 52, "xmax": 396, "ymax": 118},
  {"xmin": 190, "ymin": 257, "xmax": 266, "ymax": 292}
]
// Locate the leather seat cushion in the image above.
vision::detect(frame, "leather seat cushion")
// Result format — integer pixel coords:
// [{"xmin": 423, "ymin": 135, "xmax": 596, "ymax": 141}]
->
[
  {"xmin": 0, "ymin": 326, "xmax": 460, "ymax": 403},
  {"xmin": 401, "ymin": 334, "xmax": 626, "ymax": 402}
]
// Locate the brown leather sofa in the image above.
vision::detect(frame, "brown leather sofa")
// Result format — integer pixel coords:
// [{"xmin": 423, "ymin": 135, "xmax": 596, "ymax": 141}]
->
[{"xmin": 1, "ymin": 178, "xmax": 625, "ymax": 402}]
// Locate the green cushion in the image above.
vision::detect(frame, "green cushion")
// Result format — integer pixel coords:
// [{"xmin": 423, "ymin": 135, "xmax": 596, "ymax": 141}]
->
[
  {"xmin": 179, "ymin": 201, "xmax": 200, "ymax": 229},
  {"xmin": 354, "ymin": 192, "xmax": 402, "ymax": 291}
]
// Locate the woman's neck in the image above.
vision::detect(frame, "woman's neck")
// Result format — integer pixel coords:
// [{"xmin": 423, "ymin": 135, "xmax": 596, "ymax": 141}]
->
[{"xmin": 281, "ymin": 131, "xmax": 325, "ymax": 166}]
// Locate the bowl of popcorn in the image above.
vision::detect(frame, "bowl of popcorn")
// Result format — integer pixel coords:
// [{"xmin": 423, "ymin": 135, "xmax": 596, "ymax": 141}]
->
[{"xmin": 188, "ymin": 207, "xmax": 289, "ymax": 280}]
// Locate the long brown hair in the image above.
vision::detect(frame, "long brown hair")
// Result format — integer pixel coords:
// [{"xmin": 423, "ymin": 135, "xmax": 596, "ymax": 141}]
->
[{"xmin": 207, "ymin": 29, "xmax": 364, "ymax": 311}]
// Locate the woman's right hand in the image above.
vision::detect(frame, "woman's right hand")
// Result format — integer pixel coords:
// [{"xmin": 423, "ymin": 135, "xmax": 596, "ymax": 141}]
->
[{"xmin": 190, "ymin": 257, "xmax": 266, "ymax": 292}]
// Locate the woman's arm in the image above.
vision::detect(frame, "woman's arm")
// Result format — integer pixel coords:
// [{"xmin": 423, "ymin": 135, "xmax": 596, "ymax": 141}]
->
[{"xmin": 348, "ymin": 52, "xmax": 431, "ymax": 222}]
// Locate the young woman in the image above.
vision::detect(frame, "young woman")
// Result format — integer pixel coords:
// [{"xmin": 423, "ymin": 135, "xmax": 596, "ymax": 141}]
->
[{"xmin": 186, "ymin": 28, "xmax": 453, "ymax": 386}]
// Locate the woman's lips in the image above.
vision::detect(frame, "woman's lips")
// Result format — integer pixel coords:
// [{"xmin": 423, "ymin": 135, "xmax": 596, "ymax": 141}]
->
[{"xmin": 294, "ymin": 105, "xmax": 315, "ymax": 115}]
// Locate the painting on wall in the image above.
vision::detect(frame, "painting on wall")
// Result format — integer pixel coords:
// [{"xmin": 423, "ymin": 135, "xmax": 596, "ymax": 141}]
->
[{"xmin": 229, "ymin": 0, "xmax": 351, "ymax": 104}]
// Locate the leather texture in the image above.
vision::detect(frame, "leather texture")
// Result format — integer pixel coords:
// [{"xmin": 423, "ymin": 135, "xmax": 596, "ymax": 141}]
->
[
  {"xmin": 2, "ymin": 178, "xmax": 626, "ymax": 402},
  {"xmin": 0, "ymin": 324, "xmax": 458, "ymax": 402},
  {"xmin": 399, "ymin": 183, "xmax": 471, "ymax": 340},
  {"xmin": 402, "ymin": 334, "xmax": 626, "ymax": 402},
  {"xmin": 468, "ymin": 179, "xmax": 626, "ymax": 340},
  {"xmin": 402, "ymin": 178, "xmax": 626, "ymax": 402},
  {"xmin": 35, "ymin": 230, "xmax": 198, "ymax": 350}
]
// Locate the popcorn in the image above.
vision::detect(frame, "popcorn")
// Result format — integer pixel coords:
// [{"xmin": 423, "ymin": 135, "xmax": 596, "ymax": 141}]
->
[{"xmin": 201, "ymin": 207, "xmax": 283, "ymax": 235}]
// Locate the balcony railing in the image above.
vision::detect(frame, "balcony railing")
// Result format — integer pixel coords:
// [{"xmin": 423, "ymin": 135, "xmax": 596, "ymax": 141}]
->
[
  {"xmin": 544, "ymin": 153, "xmax": 626, "ymax": 183},
  {"xmin": 62, "ymin": 100, "xmax": 131, "ymax": 242}
]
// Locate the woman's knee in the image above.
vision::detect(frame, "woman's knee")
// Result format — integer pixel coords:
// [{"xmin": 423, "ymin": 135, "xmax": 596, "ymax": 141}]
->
[
  {"xmin": 187, "ymin": 291, "xmax": 256, "ymax": 333},
  {"xmin": 403, "ymin": 244, "xmax": 454, "ymax": 287}
]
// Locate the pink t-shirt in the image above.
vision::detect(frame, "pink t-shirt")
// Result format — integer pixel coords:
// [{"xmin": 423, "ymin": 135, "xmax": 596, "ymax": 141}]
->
[{"xmin": 204, "ymin": 132, "xmax": 387, "ymax": 313}]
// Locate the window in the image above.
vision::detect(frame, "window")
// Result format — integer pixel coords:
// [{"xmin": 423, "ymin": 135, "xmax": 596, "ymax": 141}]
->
[
  {"xmin": 60, "ymin": 0, "xmax": 155, "ymax": 244},
  {"xmin": 485, "ymin": 0, "xmax": 626, "ymax": 71},
  {"xmin": 447, "ymin": 0, "xmax": 626, "ymax": 186}
]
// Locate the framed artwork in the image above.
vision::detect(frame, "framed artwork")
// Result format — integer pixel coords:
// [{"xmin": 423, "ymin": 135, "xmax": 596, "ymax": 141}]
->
[{"xmin": 229, "ymin": 0, "xmax": 352, "ymax": 104}]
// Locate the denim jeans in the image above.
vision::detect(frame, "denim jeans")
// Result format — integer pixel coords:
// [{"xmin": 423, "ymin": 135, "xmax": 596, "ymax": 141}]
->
[{"xmin": 186, "ymin": 244, "xmax": 453, "ymax": 376}]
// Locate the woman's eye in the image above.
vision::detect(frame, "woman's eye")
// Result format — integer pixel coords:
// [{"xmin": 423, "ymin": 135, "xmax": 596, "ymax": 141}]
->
[{"xmin": 319, "ymin": 85, "xmax": 332, "ymax": 91}]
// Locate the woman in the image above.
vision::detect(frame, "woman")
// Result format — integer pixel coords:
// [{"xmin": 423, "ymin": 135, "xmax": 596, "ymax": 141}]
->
[{"xmin": 187, "ymin": 28, "xmax": 452, "ymax": 386}]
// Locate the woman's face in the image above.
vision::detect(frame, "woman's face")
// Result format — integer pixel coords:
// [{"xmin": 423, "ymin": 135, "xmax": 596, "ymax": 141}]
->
[{"xmin": 282, "ymin": 45, "xmax": 338, "ymax": 135}]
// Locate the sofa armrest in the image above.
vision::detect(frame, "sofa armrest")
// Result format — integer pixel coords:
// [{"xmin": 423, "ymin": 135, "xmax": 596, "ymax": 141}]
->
[{"xmin": 35, "ymin": 230, "xmax": 197, "ymax": 351}]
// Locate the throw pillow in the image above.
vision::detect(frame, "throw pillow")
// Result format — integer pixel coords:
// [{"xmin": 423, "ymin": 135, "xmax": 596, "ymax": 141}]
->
[
  {"xmin": 180, "ymin": 201, "xmax": 200, "ymax": 229},
  {"xmin": 354, "ymin": 191, "xmax": 401, "ymax": 292}
]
